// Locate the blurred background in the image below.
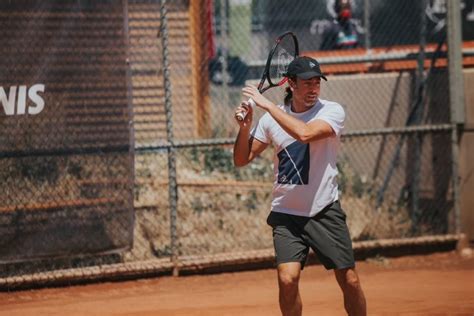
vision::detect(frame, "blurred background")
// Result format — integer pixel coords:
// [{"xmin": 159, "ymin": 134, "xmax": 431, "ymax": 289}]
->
[{"xmin": 1, "ymin": 0, "xmax": 473, "ymax": 287}]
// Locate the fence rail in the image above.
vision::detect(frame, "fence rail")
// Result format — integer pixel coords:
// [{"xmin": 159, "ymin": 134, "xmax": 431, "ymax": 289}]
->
[{"xmin": 0, "ymin": 234, "xmax": 464, "ymax": 290}]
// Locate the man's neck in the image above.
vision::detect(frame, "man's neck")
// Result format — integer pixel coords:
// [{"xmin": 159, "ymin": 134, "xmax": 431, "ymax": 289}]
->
[{"xmin": 291, "ymin": 100, "xmax": 317, "ymax": 113}]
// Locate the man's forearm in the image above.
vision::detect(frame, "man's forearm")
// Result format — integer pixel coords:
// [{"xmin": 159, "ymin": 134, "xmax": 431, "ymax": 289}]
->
[
  {"xmin": 266, "ymin": 104, "xmax": 312, "ymax": 142},
  {"xmin": 265, "ymin": 103, "xmax": 334, "ymax": 143},
  {"xmin": 233, "ymin": 127, "xmax": 252, "ymax": 167}
]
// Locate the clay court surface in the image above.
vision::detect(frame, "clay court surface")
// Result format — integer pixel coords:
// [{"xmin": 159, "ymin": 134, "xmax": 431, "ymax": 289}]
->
[{"xmin": 0, "ymin": 251, "xmax": 473, "ymax": 316}]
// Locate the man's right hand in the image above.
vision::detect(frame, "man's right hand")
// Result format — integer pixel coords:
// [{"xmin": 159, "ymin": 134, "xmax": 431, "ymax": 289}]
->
[{"xmin": 234, "ymin": 101, "xmax": 253, "ymax": 128}]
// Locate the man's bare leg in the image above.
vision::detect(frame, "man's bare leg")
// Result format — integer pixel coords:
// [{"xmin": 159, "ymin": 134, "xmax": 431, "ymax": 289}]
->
[
  {"xmin": 334, "ymin": 267, "xmax": 367, "ymax": 316},
  {"xmin": 277, "ymin": 262, "xmax": 303, "ymax": 316}
]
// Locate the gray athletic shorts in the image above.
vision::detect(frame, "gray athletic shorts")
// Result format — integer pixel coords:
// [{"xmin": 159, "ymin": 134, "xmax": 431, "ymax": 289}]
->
[{"xmin": 266, "ymin": 200, "xmax": 355, "ymax": 270}]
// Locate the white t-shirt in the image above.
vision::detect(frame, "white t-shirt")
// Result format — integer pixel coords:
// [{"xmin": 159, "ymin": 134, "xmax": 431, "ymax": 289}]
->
[{"xmin": 251, "ymin": 99, "xmax": 345, "ymax": 217}]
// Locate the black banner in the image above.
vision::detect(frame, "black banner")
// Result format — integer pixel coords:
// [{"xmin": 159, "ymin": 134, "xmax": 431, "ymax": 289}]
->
[{"xmin": 0, "ymin": 0, "xmax": 134, "ymax": 262}]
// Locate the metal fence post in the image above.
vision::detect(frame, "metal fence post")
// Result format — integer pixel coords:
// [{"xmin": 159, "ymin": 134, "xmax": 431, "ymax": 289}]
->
[
  {"xmin": 159, "ymin": 0, "xmax": 179, "ymax": 276},
  {"xmin": 123, "ymin": 0, "xmax": 136, "ymax": 249},
  {"xmin": 410, "ymin": 0, "xmax": 428, "ymax": 231},
  {"xmin": 447, "ymin": 0, "xmax": 465, "ymax": 234},
  {"xmin": 364, "ymin": 0, "xmax": 371, "ymax": 51},
  {"xmin": 219, "ymin": 0, "xmax": 230, "ymax": 125}
]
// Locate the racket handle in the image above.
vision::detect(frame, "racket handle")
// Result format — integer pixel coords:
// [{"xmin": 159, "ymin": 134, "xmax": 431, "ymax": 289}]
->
[{"xmin": 236, "ymin": 98, "xmax": 256, "ymax": 121}]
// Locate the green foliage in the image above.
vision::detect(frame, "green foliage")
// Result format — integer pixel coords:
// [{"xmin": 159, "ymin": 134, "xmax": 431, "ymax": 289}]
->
[
  {"xmin": 151, "ymin": 244, "xmax": 172, "ymax": 257},
  {"xmin": 244, "ymin": 190, "xmax": 258, "ymax": 212},
  {"xmin": 352, "ymin": 173, "xmax": 367, "ymax": 198},
  {"xmin": 184, "ymin": 146, "xmax": 273, "ymax": 181},
  {"xmin": 336, "ymin": 161, "xmax": 347, "ymax": 192},
  {"xmin": 191, "ymin": 197, "xmax": 205, "ymax": 215},
  {"xmin": 337, "ymin": 157, "xmax": 373, "ymax": 199},
  {"xmin": 203, "ymin": 147, "xmax": 234, "ymax": 173}
]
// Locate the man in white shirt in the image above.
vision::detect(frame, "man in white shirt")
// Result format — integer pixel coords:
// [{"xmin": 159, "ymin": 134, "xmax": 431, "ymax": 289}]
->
[{"xmin": 233, "ymin": 56, "xmax": 367, "ymax": 316}]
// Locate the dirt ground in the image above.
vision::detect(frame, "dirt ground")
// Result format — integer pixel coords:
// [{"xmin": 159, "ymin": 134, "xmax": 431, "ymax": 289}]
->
[{"xmin": 0, "ymin": 250, "xmax": 473, "ymax": 316}]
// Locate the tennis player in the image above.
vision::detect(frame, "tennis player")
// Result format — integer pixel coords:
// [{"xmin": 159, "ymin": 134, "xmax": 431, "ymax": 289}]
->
[{"xmin": 233, "ymin": 56, "xmax": 367, "ymax": 316}]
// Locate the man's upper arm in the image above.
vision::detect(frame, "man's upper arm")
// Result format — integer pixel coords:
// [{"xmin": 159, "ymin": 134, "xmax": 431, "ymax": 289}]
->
[
  {"xmin": 247, "ymin": 113, "xmax": 270, "ymax": 161},
  {"xmin": 304, "ymin": 104, "xmax": 345, "ymax": 142},
  {"xmin": 304, "ymin": 119, "xmax": 336, "ymax": 142},
  {"xmin": 248, "ymin": 136, "xmax": 268, "ymax": 162}
]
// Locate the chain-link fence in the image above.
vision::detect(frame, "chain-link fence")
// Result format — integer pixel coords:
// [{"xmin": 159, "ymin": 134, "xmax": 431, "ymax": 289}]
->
[{"xmin": 1, "ymin": 0, "xmax": 472, "ymax": 288}]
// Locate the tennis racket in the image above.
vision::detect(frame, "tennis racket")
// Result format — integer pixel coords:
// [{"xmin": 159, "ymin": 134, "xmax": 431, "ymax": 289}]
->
[{"xmin": 236, "ymin": 31, "xmax": 299, "ymax": 121}]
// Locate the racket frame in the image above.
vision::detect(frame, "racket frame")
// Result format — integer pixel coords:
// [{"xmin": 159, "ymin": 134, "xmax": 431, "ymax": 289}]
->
[
  {"xmin": 258, "ymin": 31, "xmax": 300, "ymax": 93},
  {"xmin": 236, "ymin": 31, "xmax": 299, "ymax": 121}
]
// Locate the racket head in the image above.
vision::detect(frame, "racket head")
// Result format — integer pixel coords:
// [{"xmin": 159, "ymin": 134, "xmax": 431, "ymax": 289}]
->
[
  {"xmin": 263, "ymin": 32, "xmax": 299, "ymax": 91},
  {"xmin": 238, "ymin": 32, "xmax": 298, "ymax": 121}
]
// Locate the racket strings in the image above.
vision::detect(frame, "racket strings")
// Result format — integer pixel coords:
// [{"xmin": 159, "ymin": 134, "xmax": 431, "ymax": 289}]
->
[{"xmin": 269, "ymin": 35, "xmax": 297, "ymax": 85}]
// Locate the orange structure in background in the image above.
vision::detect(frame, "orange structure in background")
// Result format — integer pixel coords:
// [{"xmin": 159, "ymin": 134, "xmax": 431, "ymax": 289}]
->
[{"xmin": 304, "ymin": 41, "xmax": 474, "ymax": 75}]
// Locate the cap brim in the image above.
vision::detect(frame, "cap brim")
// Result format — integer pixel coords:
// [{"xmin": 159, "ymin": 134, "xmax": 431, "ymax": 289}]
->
[{"xmin": 296, "ymin": 71, "xmax": 327, "ymax": 81}]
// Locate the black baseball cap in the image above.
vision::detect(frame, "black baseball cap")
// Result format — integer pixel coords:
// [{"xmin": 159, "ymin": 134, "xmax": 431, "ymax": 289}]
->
[{"xmin": 284, "ymin": 56, "xmax": 327, "ymax": 81}]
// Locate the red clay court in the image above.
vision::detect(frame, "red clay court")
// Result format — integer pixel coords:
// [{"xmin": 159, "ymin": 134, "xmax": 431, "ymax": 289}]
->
[{"xmin": 1, "ymin": 251, "xmax": 473, "ymax": 316}]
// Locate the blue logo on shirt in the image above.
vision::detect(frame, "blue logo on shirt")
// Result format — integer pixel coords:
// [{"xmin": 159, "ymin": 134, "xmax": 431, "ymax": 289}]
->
[{"xmin": 277, "ymin": 141, "xmax": 310, "ymax": 185}]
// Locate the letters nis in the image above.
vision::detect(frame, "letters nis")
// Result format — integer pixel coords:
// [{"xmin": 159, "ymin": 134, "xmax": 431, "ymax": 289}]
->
[{"xmin": 0, "ymin": 84, "xmax": 45, "ymax": 115}]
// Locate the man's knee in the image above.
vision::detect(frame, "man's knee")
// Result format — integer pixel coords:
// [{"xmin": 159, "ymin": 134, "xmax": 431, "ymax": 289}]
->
[
  {"xmin": 336, "ymin": 268, "xmax": 362, "ymax": 290},
  {"xmin": 279, "ymin": 271, "xmax": 299, "ymax": 289},
  {"xmin": 277, "ymin": 262, "xmax": 301, "ymax": 291}
]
